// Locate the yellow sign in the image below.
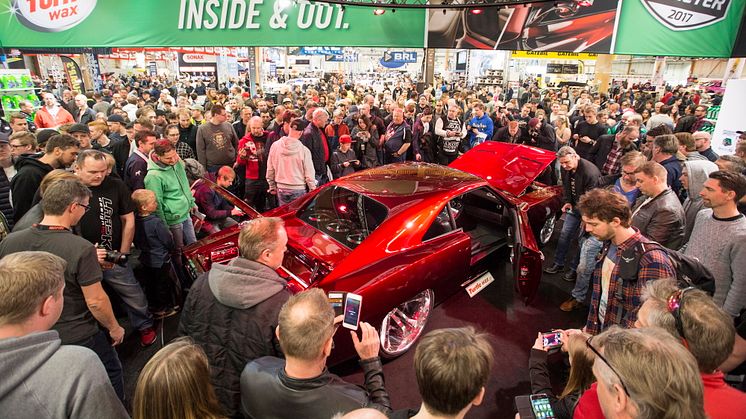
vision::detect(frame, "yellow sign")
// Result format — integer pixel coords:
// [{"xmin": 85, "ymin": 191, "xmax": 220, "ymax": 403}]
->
[{"xmin": 511, "ymin": 51, "xmax": 599, "ymax": 60}]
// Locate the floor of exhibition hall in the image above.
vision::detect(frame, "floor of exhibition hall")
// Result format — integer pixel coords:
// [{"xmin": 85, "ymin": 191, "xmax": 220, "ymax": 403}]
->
[{"xmin": 118, "ymin": 225, "xmax": 586, "ymax": 419}]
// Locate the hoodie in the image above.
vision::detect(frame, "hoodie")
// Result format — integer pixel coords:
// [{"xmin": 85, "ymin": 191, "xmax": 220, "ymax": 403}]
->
[
  {"xmin": 0, "ymin": 331, "xmax": 128, "ymax": 419},
  {"xmin": 178, "ymin": 257, "xmax": 291, "ymax": 418},
  {"xmin": 10, "ymin": 155, "xmax": 54, "ymax": 222},
  {"xmin": 266, "ymin": 136, "xmax": 316, "ymax": 191},
  {"xmin": 682, "ymin": 160, "xmax": 718, "ymax": 244},
  {"xmin": 144, "ymin": 158, "xmax": 195, "ymax": 226}
]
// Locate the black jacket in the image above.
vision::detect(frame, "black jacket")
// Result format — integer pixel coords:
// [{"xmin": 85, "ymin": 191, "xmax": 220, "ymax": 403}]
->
[
  {"xmin": 521, "ymin": 124, "xmax": 557, "ymax": 152},
  {"xmin": 588, "ymin": 134, "xmax": 637, "ymax": 174},
  {"xmin": 240, "ymin": 356, "xmax": 391, "ymax": 419},
  {"xmin": 492, "ymin": 125, "xmax": 525, "ymax": 144},
  {"xmin": 179, "ymin": 258, "xmax": 291, "ymax": 419},
  {"xmin": 561, "ymin": 158, "xmax": 601, "ymax": 207},
  {"xmin": 178, "ymin": 124, "xmax": 198, "ymax": 154},
  {"xmin": 301, "ymin": 123, "xmax": 330, "ymax": 175},
  {"xmin": 529, "ymin": 349, "xmax": 580, "ymax": 419},
  {"xmin": 10, "ymin": 156, "xmax": 54, "ymax": 222}
]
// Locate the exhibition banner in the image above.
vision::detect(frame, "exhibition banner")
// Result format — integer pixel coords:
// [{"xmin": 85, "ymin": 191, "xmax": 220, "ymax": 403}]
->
[
  {"xmin": 613, "ymin": 0, "xmax": 745, "ymax": 57},
  {"xmin": 427, "ymin": 1, "xmax": 618, "ymax": 53},
  {"xmin": 0, "ymin": 0, "xmax": 426, "ymax": 48}
]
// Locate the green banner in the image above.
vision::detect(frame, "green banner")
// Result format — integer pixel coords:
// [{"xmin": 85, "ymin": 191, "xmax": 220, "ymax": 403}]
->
[
  {"xmin": 613, "ymin": 0, "xmax": 745, "ymax": 57},
  {"xmin": 0, "ymin": 0, "xmax": 426, "ymax": 48}
]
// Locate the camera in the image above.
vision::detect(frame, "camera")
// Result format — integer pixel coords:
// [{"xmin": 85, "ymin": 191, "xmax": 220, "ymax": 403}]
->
[{"xmin": 97, "ymin": 245, "xmax": 129, "ymax": 266}]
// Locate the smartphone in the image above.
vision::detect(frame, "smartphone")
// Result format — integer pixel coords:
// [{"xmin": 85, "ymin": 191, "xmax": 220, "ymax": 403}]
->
[
  {"xmin": 328, "ymin": 291, "xmax": 345, "ymax": 317},
  {"xmin": 530, "ymin": 394, "xmax": 556, "ymax": 419},
  {"xmin": 542, "ymin": 332, "xmax": 562, "ymax": 350},
  {"xmin": 342, "ymin": 293, "xmax": 363, "ymax": 330}
]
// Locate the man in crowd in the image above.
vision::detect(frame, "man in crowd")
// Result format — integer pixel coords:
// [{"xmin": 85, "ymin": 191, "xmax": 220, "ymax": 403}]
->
[
  {"xmin": 630, "ymin": 161, "xmax": 685, "ymax": 249},
  {"xmin": 0, "ymin": 178, "xmax": 126, "ymax": 399},
  {"xmin": 545, "ymin": 146, "xmax": 600, "ymax": 279},
  {"xmin": 637, "ymin": 279, "xmax": 746, "ymax": 417},
  {"xmin": 267, "ymin": 118, "xmax": 316, "ymax": 206},
  {"xmin": 523, "ymin": 117, "xmax": 556, "ymax": 152},
  {"xmin": 301, "ymin": 108, "xmax": 332, "ymax": 186},
  {"xmin": 75, "ymin": 150, "xmax": 156, "ymax": 347},
  {"xmin": 73, "ymin": 94, "xmax": 96, "ymax": 125},
  {"xmin": 233, "ymin": 107, "xmax": 254, "ymax": 139},
  {"xmin": 433, "ymin": 104, "xmax": 465, "ymax": 165},
  {"xmin": 196, "ymin": 104, "xmax": 238, "ymax": 173},
  {"xmin": 572, "ymin": 104, "xmax": 607, "ymax": 160},
  {"xmin": 0, "ymin": 133, "xmax": 15, "ymax": 230},
  {"xmin": 0, "ymin": 251, "xmax": 129, "ymax": 418},
  {"xmin": 125, "ymin": 130, "xmax": 157, "ymax": 191},
  {"xmin": 693, "ymin": 131, "xmax": 719, "ymax": 162},
  {"xmin": 8, "ymin": 130, "xmax": 37, "ymax": 158},
  {"xmin": 193, "ymin": 165, "xmax": 241, "ymax": 233},
  {"xmin": 589, "ymin": 125, "xmax": 639, "ymax": 176},
  {"xmin": 180, "ymin": 217, "xmax": 292, "ymax": 418},
  {"xmin": 106, "ymin": 115, "xmax": 128, "ymax": 145},
  {"xmin": 383, "ymin": 108, "xmax": 413, "ymax": 164},
  {"xmin": 16, "ymin": 102, "xmax": 38, "ymax": 133},
  {"xmin": 240, "ymin": 288, "xmax": 391, "ymax": 418},
  {"xmin": 89, "ymin": 121, "xmax": 117, "ymax": 153},
  {"xmin": 578, "ymin": 188, "xmax": 675, "ymax": 334},
  {"xmin": 492, "ymin": 117, "xmax": 523, "ymax": 144},
  {"xmin": 165, "ymin": 123, "xmax": 196, "ymax": 161},
  {"xmin": 650, "ymin": 134, "xmax": 684, "ymax": 197},
  {"xmin": 8, "ymin": 112, "xmax": 30, "ymax": 134},
  {"xmin": 177, "ymin": 109, "xmax": 198, "ymax": 154},
  {"xmin": 467, "ymin": 102, "xmax": 493, "ymax": 149},
  {"xmin": 684, "ymin": 170, "xmax": 746, "ymax": 318},
  {"xmin": 392, "ymin": 328, "xmax": 493, "ymax": 419},
  {"xmin": 11, "ymin": 134, "xmax": 79, "ymax": 223},
  {"xmin": 68, "ymin": 123, "xmax": 93, "ymax": 150},
  {"xmin": 34, "ymin": 93, "xmax": 74, "ymax": 129},
  {"xmin": 144, "ymin": 139, "xmax": 197, "ymax": 256},
  {"xmin": 588, "ymin": 327, "xmax": 705, "ymax": 418}
]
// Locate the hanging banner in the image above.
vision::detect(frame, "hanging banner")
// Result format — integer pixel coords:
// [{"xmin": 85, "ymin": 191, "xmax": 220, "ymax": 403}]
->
[
  {"xmin": 60, "ymin": 56, "xmax": 85, "ymax": 93},
  {"xmin": 613, "ymin": 0, "xmax": 745, "ymax": 58},
  {"xmin": 0, "ymin": 0, "xmax": 426, "ymax": 48},
  {"xmin": 83, "ymin": 53, "xmax": 103, "ymax": 92},
  {"xmin": 427, "ymin": 1, "xmax": 618, "ymax": 53}
]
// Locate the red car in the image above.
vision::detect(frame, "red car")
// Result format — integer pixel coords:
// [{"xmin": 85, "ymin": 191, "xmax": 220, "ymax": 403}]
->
[{"xmin": 183, "ymin": 142, "xmax": 562, "ymax": 361}]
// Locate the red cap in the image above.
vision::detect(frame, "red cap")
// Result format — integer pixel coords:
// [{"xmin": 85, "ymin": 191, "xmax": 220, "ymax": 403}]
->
[
  {"xmin": 528, "ymin": 118, "xmax": 540, "ymax": 128},
  {"xmin": 339, "ymin": 134, "xmax": 352, "ymax": 144}
]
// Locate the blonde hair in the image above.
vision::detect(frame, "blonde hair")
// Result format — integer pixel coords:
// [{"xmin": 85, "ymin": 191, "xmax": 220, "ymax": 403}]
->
[
  {"xmin": 133, "ymin": 338, "xmax": 225, "ymax": 419},
  {"xmin": 131, "ymin": 189, "xmax": 156, "ymax": 211},
  {"xmin": 559, "ymin": 333, "xmax": 595, "ymax": 399},
  {"xmin": 0, "ymin": 251, "xmax": 65, "ymax": 326},
  {"xmin": 39, "ymin": 169, "xmax": 77, "ymax": 197},
  {"xmin": 88, "ymin": 120, "xmax": 109, "ymax": 134}
]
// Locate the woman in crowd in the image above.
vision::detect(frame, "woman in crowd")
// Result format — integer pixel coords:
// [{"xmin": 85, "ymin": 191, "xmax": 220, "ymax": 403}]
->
[
  {"xmin": 351, "ymin": 114, "xmax": 380, "ymax": 169},
  {"xmin": 554, "ymin": 114, "xmax": 572, "ymax": 147},
  {"xmin": 133, "ymin": 338, "xmax": 225, "ymax": 419},
  {"xmin": 529, "ymin": 330, "xmax": 595, "ymax": 419}
]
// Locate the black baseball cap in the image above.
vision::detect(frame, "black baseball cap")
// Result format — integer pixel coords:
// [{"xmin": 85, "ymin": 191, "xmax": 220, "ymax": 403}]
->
[
  {"xmin": 67, "ymin": 123, "xmax": 90, "ymax": 134},
  {"xmin": 107, "ymin": 114, "xmax": 125, "ymax": 123}
]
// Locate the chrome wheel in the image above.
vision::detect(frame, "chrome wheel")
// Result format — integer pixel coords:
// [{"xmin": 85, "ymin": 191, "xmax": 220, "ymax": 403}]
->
[
  {"xmin": 539, "ymin": 214, "xmax": 557, "ymax": 245},
  {"xmin": 380, "ymin": 289, "xmax": 435, "ymax": 358}
]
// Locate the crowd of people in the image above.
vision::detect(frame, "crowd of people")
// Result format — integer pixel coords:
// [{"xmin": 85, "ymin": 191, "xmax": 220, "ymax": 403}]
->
[{"xmin": 0, "ymin": 70, "xmax": 745, "ymax": 419}]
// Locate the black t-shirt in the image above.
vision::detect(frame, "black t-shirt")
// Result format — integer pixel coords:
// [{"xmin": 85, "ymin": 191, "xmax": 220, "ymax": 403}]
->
[
  {"xmin": 79, "ymin": 176, "xmax": 135, "ymax": 251},
  {"xmin": 0, "ymin": 226, "xmax": 102, "ymax": 343},
  {"xmin": 573, "ymin": 120, "xmax": 607, "ymax": 160}
]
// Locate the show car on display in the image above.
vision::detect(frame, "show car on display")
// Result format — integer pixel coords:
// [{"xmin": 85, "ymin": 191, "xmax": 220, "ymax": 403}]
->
[{"xmin": 183, "ymin": 142, "xmax": 562, "ymax": 362}]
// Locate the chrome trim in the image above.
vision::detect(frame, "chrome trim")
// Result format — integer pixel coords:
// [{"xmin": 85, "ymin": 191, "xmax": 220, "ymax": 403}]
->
[{"xmin": 279, "ymin": 266, "xmax": 308, "ymax": 289}]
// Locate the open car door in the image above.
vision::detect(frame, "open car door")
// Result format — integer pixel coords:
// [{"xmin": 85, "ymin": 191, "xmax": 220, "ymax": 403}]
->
[{"xmin": 509, "ymin": 205, "xmax": 544, "ymax": 304}]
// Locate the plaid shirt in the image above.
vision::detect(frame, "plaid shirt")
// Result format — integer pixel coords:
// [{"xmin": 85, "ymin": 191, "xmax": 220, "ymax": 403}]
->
[
  {"xmin": 602, "ymin": 142, "xmax": 623, "ymax": 176},
  {"xmin": 585, "ymin": 229, "xmax": 676, "ymax": 335},
  {"xmin": 175, "ymin": 141, "xmax": 196, "ymax": 161}
]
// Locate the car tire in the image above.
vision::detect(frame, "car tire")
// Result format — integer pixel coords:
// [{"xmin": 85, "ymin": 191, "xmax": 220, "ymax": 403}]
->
[{"xmin": 380, "ymin": 289, "xmax": 435, "ymax": 358}]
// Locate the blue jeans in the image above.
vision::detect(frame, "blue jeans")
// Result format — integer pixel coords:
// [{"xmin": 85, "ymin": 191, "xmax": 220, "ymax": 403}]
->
[
  {"xmin": 103, "ymin": 264, "xmax": 153, "ymax": 331},
  {"xmin": 72, "ymin": 330, "xmax": 124, "ymax": 401},
  {"xmin": 169, "ymin": 218, "xmax": 197, "ymax": 251},
  {"xmin": 277, "ymin": 189, "xmax": 306, "ymax": 206},
  {"xmin": 553, "ymin": 209, "xmax": 582, "ymax": 268},
  {"xmin": 572, "ymin": 235, "xmax": 604, "ymax": 302}
]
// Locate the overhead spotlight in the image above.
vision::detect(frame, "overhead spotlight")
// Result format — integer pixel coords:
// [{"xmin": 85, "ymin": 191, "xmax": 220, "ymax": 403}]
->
[
  {"xmin": 470, "ymin": 9, "xmax": 484, "ymax": 15},
  {"xmin": 373, "ymin": 8, "xmax": 386, "ymax": 15}
]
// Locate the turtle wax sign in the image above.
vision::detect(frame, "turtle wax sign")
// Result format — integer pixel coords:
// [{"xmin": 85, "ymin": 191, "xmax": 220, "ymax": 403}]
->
[
  {"xmin": 613, "ymin": 0, "xmax": 745, "ymax": 57},
  {"xmin": 640, "ymin": 0, "xmax": 731, "ymax": 30},
  {"xmin": 13, "ymin": 0, "xmax": 97, "ymax": 32}
]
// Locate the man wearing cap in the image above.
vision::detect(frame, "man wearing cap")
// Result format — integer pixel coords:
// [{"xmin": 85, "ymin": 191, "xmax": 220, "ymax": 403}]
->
[
  {"xmin": 330, "ymin": 135, "xmax": 359, "ymax": 179},
  {"xmin": 67, "ymin": 123, "xmax": 93, "ymax": 150},
  {"xmin": 107, "ymin": 114, "xmax": 128, "ymax": 144},
  {"xmin": 522, "ymin": 118, "xmax": 557, "ymax": 152},
  {"xmin": 34, "ymin": 93, "xmax": 75, "ymax": 129}
]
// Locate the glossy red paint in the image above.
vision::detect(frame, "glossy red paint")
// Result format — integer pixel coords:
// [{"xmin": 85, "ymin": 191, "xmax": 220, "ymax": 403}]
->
[{"xmin": 182, "ymin": 143, "xmax": 562, "ymax": 362}]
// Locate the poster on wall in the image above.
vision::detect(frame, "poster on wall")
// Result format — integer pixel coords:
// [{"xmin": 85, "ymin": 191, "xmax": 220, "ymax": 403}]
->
[
  {"xmin": 0, "ymin": 0, "xmax": 426, "ymax": 48},
  {"xmin": 711, "ymin": 79, "xmax": 745, "ymax": 156},
  {"xmin": 427, "ymin": 1, "xmax": 618, "ymax": 52},
  {"xmin": 613, "ymin": 0, "xmax": 746, "ymax": 57},
  {"xmin": 60, "ymin": 56, "xmax": 85, "ymax": 93}
]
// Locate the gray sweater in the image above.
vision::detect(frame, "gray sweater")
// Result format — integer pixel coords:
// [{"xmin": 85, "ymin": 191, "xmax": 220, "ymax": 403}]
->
[
  {"xmin": 684, "ymin": 209, "xmax": 746, "ymax": 316},
  {"xmin": 0, "ymin": 331, "xmax": 128, "ymax": 419},
  {"xmin": 196, "ymin": 121, "xmax": 238, "ymax": 167}
]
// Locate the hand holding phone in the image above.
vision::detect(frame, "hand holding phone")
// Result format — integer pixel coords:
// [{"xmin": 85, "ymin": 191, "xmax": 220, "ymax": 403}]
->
[
  {"xmin": 541, "ymin": 332, "xmax": 563, "ymax": 350},
  {"xmin": 530, "ymin": 394, "xmax": 557, "ymax": 419},
  {"xmin": 350, "ymin": 321, "xmax": 380, "ymax": 360},
  {"xmin": 342, "ymin": 293, "xmax": 362, "ymax": 330}
]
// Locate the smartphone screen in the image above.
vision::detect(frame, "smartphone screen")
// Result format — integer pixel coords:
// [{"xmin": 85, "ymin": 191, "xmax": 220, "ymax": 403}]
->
[
  {"xmin": 343, "ymin": 293, "xmax": 362, "ymax": 330},
  {"xmin": 542, "ymin": 332, "xmax": 562, "ymax": 349},
  {"xmin": 530, "ymin": 394, "xmax": 556, "ymax": 419}
]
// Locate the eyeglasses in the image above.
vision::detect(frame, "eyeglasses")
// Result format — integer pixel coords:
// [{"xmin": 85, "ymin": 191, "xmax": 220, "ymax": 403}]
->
[
  {"xmin": 75, "ymin": 202, "xmax": 91, "ymax": 212},
  {"xmin": 667, "ymin": 287, "xmax": 696, "ymax": 347},
  {"xmin": 586, "ymin": 336, "xmax": 630, "ymax": 396}
]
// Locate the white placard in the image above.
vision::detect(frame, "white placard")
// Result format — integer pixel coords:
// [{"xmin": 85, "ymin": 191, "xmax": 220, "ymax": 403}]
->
[{"xmin": 712, "ymin": 79, "xmax": 746, "ymax": 157}]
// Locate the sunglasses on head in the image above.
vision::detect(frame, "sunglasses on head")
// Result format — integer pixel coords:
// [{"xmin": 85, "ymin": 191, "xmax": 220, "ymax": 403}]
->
[
  {"xmin": 586, "ymin": 336, "xmax": 630, "ymax": 397},
  {"xmin": 667, "ymin": 287, "xmax": 696, "ymax": 347}
]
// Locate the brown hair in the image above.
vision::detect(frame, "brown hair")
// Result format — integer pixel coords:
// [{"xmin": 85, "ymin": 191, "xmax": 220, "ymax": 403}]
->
[
  {"xmin": 153, "ymin": 139, "xmax": 175, "ymax": 156},
  {"xmin": 674, "ymin": 132, "xmax": 696, "ymax": 152},
  {"xmin": 647, "ymin": 124, "xmax": 673, "ymax": 138},
  {"xmin": 135, "ymin": 116, "xmax": 155, "ymax": 130},
  {"xmin": 9, "ymin": 131, "xmax": 37, "ymax": 149},
  {"xmin": 414, "ymin": 327, "xmax": 493, "ymax": 416},
  {"xmin": 132, "ymin": 338, "xmax": 225, "ymax": 419},
  {"xmin": 709, "ymin": 170, "xmax": 746, "ymax": 202},
  {"xmin": 636, "ymin": 161, "xmax": 668, "ymax": 180},
  {"xmin": 0, "ymin": 251, "xmax": 66, "ymax": 326},
  {"xmin": 277, "ymin": 288, "xmax": 335, "ymax": 361},
  {"xmin": 559, "ymin": 333, "xmax": 596, "ymax": 399},
  {"xmin": 41, "ymin": 178, "xmax": 91, "ymax": 216},
  {"xmin": 653, "ymin": 134, "xmax": 679, "ymax": 155},
  {"xmin": 577, "ymin": 188, "xmax": 632, "ymax": 227},
  {"xmin": 618, "ymin": 150, "xmax": 647, "ymax": 169},
  {"xmin": 593, "ymin": 327, "xmax": 706, "ymax": 419},
  {"xmin": 135, "ymin": 129, "xmax": 158, "ymax": 146},
  {"xmin": 87, "ymin": 120, "xmax": 109, "ymax": 135}
]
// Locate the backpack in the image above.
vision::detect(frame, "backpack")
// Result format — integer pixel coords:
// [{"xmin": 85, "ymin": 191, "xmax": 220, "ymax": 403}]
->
[{"xmin": 617, "ymin": 241, "xmax": 715, "ymax": 296}]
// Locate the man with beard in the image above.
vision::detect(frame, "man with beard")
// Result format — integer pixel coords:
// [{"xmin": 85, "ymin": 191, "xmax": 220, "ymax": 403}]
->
[
  {"xmin": 382, "ymin": 108, "xmax": 412, "ymax": 164},
  {"xmin": 177, "ymin": 109, "xmax": 198, "ymax": 155},
  {"xmin": 237, "ymin": 117, "xmax": 270, "ymax": 212},
  {"xmin": 434, "ymin": 105, "xmax": 466, "ymax": 165},
  {"xmin": 11, "ymin": 134, "xmax": 79, "ymax": 223},
  {"xmin": 590, "ymin": 125, "xmax": 639, "ymax": 176}
]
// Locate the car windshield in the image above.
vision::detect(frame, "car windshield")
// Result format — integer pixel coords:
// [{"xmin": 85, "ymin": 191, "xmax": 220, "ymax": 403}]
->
[{"xmin": 298, "ymin": 185, "xmax": 388, "ymax": 250}]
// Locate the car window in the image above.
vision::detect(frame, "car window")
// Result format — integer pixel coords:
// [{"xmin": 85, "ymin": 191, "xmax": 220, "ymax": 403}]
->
[
  {"xmin": 423, "ymin": 205, "xmax": 454, "ymax": 242},
  {"xmin": 298, "ymin": 185, "xmax": 388, "ymax": 249}
]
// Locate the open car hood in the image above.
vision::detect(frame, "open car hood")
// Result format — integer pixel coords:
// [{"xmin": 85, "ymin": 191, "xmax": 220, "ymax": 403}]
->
[
  {"xmin": 449, "ymin": 142, "xmax": 556, "ymax": 196},
  {"xmin": 192, "ymin": 178, "xmax": 263, "ymax": 219}
]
